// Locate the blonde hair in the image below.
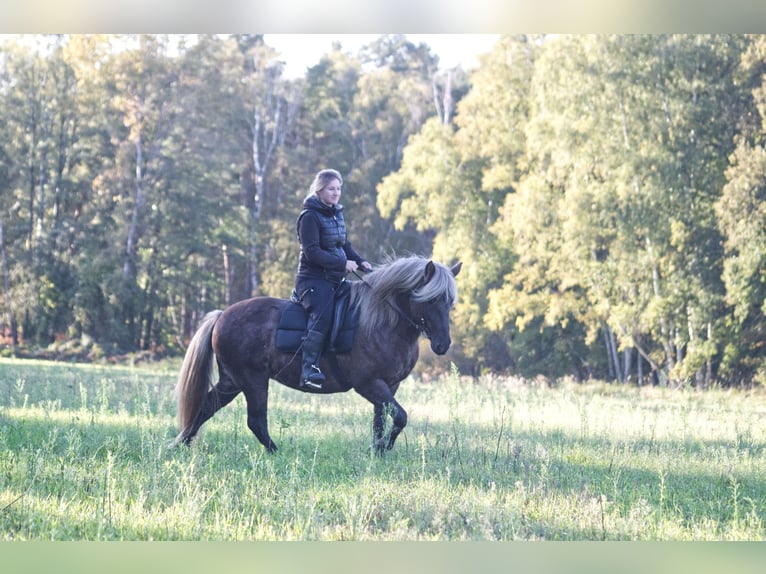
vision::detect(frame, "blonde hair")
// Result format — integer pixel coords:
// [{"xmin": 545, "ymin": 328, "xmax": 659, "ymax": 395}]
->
[{"xmin": 306, "ymin": 169, "xmax": 342, "ymax": 200}]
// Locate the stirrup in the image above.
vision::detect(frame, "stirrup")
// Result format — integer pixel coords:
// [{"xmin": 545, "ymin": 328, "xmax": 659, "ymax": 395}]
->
[
  {"xmin": 301, "ymin": 364, "xmax": 324, "ymax": 390},
  {"xmin": 302, "ymin": 379, "xmax": 323, "ymax": 390}
]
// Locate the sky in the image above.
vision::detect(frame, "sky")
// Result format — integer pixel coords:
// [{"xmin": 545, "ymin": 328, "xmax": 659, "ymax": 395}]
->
[{"xmin": 263, "ymin": 34, "xmax": 501, "ymax": 78}]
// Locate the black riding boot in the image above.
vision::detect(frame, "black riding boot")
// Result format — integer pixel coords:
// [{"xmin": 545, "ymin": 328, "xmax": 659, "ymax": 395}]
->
[{"xmin": 300, "ymin": 329, "xmax": 326, "ymax": 390}]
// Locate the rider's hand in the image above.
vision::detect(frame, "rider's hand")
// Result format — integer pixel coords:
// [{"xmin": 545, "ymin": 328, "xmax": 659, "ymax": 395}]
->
[{"xmin": 345, "ymin": 260, "xmax": 359, "ymax": 273}]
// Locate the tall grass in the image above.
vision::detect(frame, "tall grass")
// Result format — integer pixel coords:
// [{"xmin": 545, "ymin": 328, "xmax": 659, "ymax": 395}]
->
[{"xmin": 0, "ymin": 358, "xmax": 764, "ymax": 540}]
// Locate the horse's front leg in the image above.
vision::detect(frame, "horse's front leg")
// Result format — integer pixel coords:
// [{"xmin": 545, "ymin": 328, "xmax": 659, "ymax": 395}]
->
[
  {"xmin": 360, "ymin": 381, "xmax": 407, "ymax": 454},
  {"xmin": 384, "ymin": 398, "xmax": 408, "ymax": 451}
]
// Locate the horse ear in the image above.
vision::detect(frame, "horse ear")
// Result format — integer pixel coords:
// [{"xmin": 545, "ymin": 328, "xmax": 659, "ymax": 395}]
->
[
  {"xmin": 424, "ymin": 260, "xmax": 436, "ymax": 283},
  {"xmin": 451, "ymin": 262, "xmax": 462, "ymax": 277}
]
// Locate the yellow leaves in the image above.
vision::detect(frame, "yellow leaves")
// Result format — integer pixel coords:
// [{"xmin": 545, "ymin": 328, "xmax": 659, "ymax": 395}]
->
[
  {"xmin": 481, "ymin": 165, "xmax": 514, "ymax": 193},
  {"xmin": 376, "ymin": 170, "xmax": 409, "ymax": 220},
  {"xmin": 669, "ymin": 220, "xmax": 689, "ymax": 249},
  {"xmin": 376, "ymin": 117, "xmax": 460, "ymax": 232}
]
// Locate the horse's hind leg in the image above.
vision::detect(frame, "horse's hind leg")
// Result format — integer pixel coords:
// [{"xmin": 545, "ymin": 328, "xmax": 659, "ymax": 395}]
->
[
  {"xmin": 176, "ymin": 363, "xmax": 241, "ymax": 446},
  {"xmin": 240, "ymin": 369, "xmax": 277, "ymax": 453}
]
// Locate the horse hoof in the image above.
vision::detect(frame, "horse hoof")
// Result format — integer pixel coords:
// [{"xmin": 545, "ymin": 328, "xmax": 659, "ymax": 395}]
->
[{"xmin": 169, "ymin": 433, "xmax": 191, "ymax": 449}]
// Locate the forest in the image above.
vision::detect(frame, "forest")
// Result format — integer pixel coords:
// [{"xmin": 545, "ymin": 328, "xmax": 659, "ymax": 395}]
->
[{"xmin": 0, "ymin": 34, "xmax": 764, "ymax": 388}]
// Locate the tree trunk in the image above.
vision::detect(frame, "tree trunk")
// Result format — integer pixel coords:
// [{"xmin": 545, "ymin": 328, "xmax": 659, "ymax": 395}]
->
[
  {"xmin": 34, "ymin": 131, "xmax": 48, "ymax": 268},
  {"xmin": 705, "ymin": 322, "xmax": 713, "ymax": 388},
  {"xmin": 603, "ymin": 321, "xmax": 623, "ymax": 383},
  {"xmin": 442, "ymin": 70, "xmax": 453, "ymax": 125},
  {"xmin": 0, "ymin": 213, "xmax": 18, "ymax": 346},
  {"xmin": 247, "ymin": 76, "xmax": 292, "ymax": 296},
  {"xmin": 623, "ymin": 347, "xmax": 632, "ymax": 383},
  {"xmin": 603, "ymin": 323, "xmax": 615, "ymax": 381},
  {"xmin": 222, "ymin": 244, "xmax": 232, "ymax": 306},
  {"xmin": 124, "ymin": 135, "xmax": 146, "ymax": 280},
  {"xmin": 611, "ymin": 328, "xmax": 623, "ymax": 383},
  {"xmin": 647, "ymin": 237, "xmax": 673, "ymax": 384},
  {"xmin": 634, "ymin": 340, "xmax": 666, "ymax": 386}
]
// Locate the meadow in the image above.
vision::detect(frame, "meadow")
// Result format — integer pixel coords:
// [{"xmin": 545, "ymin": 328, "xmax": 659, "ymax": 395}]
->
[{"xmin": 0, "ymin": 357, "xmax": 764, "ymax": 541}]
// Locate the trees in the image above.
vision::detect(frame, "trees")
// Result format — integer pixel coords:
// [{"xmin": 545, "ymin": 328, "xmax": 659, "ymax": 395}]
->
[
  {"xmin": 233, "ymin": 35, "xmax": 302, "ymax": 299},
  {"xmin": 351, "ymin": 35, "xmax": 449, "ymax": 259},
  {"xmin": 716, "ymin": 35, "xmax": 766, "ymax": 386},
  {"xmin": 485, "ymin": 35, "xmax": 749, "ymax": 385},
  {"xmin": 0, "ymin": 36, "xmax": 83, "ymax": 347},
  {"xmin": 382, "ymin": 34, "xmax": 759, "ymax": 386},
  {"xmin": 0, "ymin": 34, "xmax": 764, "ymax": 387},
  {"xmin": 377, "ymin": 36, "xmax": 540, "ymax": 375}
]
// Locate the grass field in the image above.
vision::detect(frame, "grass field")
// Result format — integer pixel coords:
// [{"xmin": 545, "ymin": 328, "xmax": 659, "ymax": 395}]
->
[{"xmin": 0, "ymin": 357, "xmax": 764, "ymax": 540}]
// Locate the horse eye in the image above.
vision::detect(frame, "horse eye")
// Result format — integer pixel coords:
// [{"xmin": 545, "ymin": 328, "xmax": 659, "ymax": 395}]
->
[{"xmin": 438, "ymin": 298, "xmax": 453, "ymax": 310}]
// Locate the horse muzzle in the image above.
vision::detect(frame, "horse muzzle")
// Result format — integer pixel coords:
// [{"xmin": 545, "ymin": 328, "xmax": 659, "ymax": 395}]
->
[{"xmin": 430, "ymin": 337, "xmax": 451, "ymax": 355}]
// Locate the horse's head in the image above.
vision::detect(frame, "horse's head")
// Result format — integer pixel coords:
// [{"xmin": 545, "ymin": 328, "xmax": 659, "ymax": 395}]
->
[{"xmin": 410, "ymin": 260, "xmax": 462, "ymax": 355}]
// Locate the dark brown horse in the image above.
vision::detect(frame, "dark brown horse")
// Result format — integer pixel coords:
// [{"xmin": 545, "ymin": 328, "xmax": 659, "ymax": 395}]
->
[{"xmin": 173, "ymin": 256, "xmax": 461, "ymax": 454}]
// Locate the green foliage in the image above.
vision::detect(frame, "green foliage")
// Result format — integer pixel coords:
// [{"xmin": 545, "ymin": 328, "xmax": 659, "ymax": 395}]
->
[
  {"xmin": 1, "ymin": 35, "xmax": 766, "ymax": 385},
  {"xmin": 715, "ymin": 36, "xmax": 766, "ymax": 385},
  {"xmin": 383, "ymin": 34, "xmax": 762, "ymax": 385}
]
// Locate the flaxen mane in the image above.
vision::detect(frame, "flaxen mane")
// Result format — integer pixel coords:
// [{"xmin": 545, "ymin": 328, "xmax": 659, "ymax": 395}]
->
[{"xmin": 350, "ymin": 255, "xmax": 457, "ymax": 339}]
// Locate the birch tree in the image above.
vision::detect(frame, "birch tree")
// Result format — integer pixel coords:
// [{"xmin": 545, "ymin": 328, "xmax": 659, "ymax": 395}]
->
[
  {"xmin": 236, "ymin": 35, "xmax": 301, "ymax": 297},
  {"xmin": 716, "ymin": 35, "xmax": 766, "ymax": 386},
  {"xmin": 490, "ymin": 35, "xmax": 747, "ymax": 385}
]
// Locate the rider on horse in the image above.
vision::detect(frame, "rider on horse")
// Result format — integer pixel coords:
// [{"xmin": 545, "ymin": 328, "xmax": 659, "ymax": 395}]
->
[{"xmin": 294, "ymin": 169, "xmax": 372, "ymax": 390}]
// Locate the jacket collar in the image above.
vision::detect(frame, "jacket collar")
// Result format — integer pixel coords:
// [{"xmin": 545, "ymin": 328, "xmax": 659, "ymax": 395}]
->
[{"xmin": 304, "ymin": 195, "xmax": 343, "ymax": 215}]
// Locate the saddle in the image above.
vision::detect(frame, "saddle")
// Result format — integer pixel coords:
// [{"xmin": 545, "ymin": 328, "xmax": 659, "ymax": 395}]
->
[{"xmin": 275, "ymin": 281, "xmax": 359, "ymax": 354}]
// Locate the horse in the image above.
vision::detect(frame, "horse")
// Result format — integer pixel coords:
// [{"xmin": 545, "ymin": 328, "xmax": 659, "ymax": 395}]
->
[{"xmin": 172, "ymin": 255, "xmax": 461, "ymax": 454}]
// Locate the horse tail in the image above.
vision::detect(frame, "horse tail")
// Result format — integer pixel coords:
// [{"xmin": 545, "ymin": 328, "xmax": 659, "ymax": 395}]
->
[{"xmin": 175, "ymin": 310, "xmax": 222, "ymax": 436}]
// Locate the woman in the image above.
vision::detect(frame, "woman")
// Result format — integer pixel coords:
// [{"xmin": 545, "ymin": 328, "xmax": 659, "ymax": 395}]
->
[{"xmin": 294, "ymin": 169, "xmax": 372, "ymax": 390}]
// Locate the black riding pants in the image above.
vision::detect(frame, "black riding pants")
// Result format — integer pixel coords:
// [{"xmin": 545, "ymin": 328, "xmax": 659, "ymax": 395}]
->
[{"xmin": 294, "ymin": 278, "xmax": 338, "ymax": 337}]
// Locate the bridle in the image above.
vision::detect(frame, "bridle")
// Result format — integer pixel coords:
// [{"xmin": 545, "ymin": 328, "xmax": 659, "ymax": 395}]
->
[
  {"xmin": 387, "ymin": 298, "xmax": 430, "ymax": 338},
  {"xmin": 352, "ymin": 269, "xmax": 431, "ymax": 339}
]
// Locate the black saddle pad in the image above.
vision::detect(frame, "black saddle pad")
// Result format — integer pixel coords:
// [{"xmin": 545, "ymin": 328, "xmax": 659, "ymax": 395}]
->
[{"xmin": 275, "ymin": 291, "xmax": 358, "ymax": 354}]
